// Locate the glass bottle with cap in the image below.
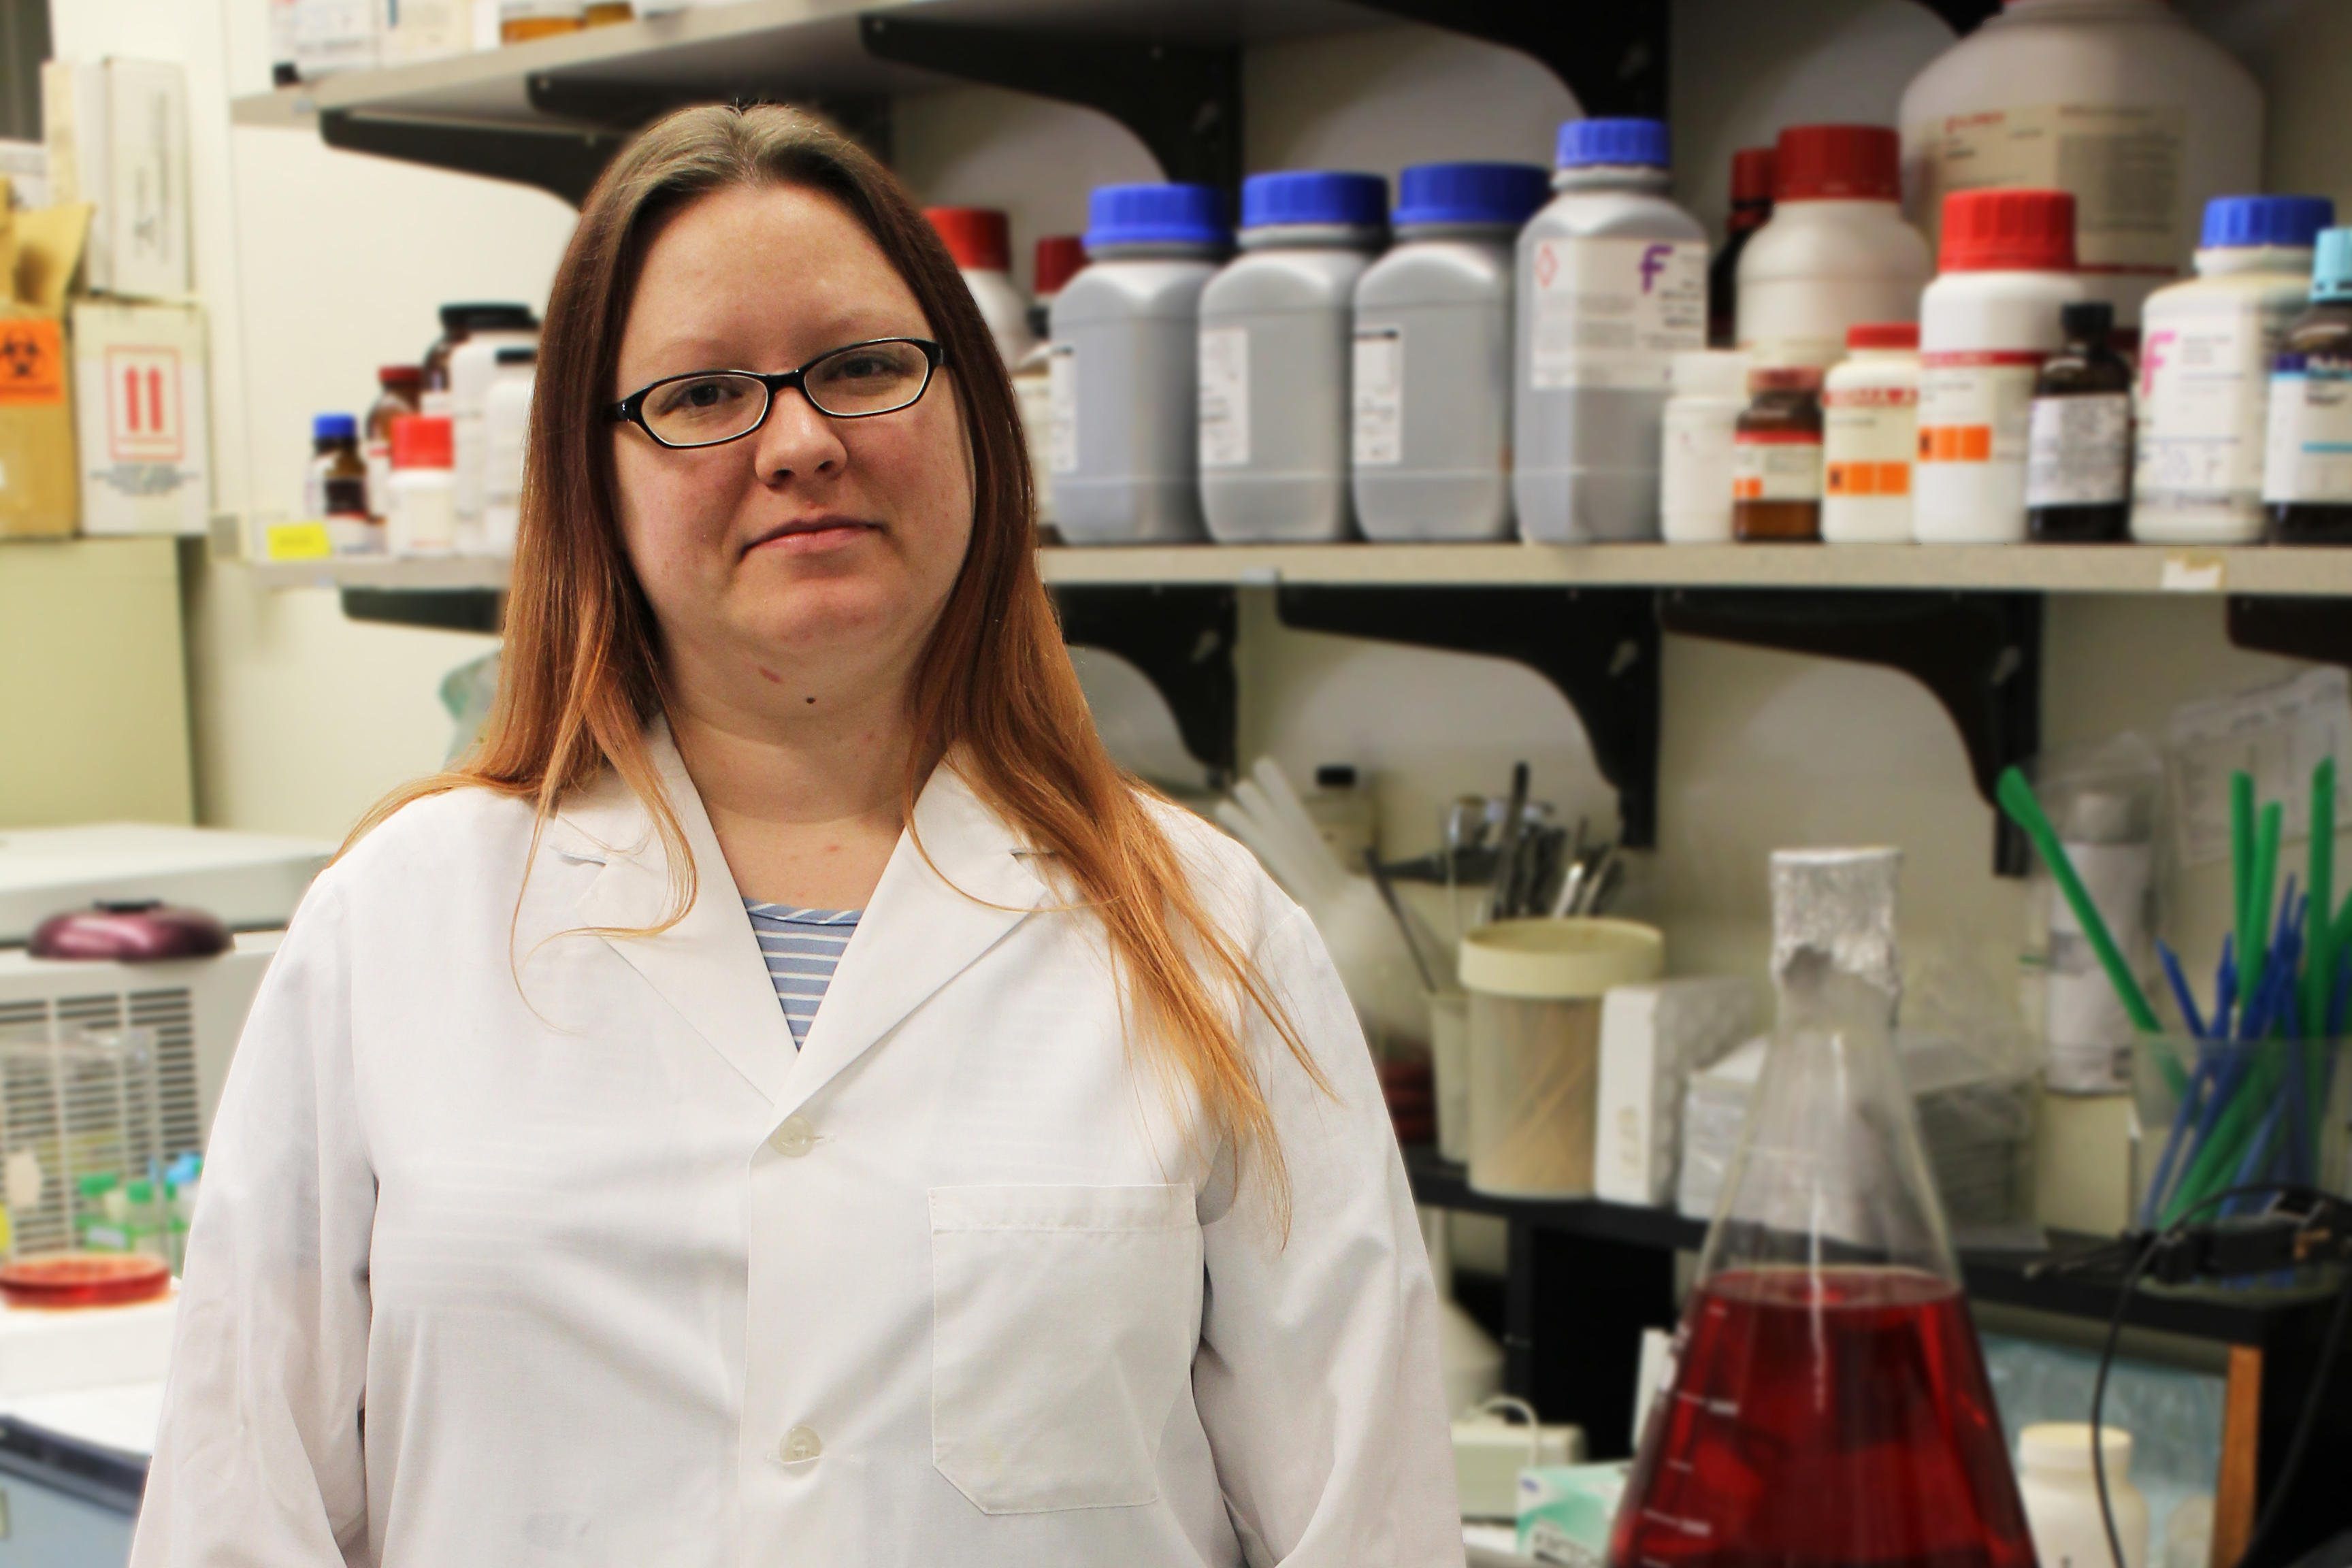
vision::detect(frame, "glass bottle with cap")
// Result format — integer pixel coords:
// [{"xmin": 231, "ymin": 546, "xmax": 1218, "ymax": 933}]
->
[
  {"xmin": 2027, "ymin": 301, "xmax": 2135, "ymax": 542},
  {"xmin": 1709, "ymin": 147, "xmax": 1774, "ymax": 348},
  {"xmin": 1012, "ymin": 235, "xmax": 1090, "ymax": 531},
  {"xmin": 2266, "ymin": 227, "xmax": 2352, "ymax": 544},
  {"xmin": 925, "ymin": 207, "xmax": 1034, "ymax": 366},
  {"xmin": 423, "ymin": 304, "xmax": 538, "ymax": 414},
  {"xmin": 306, "ymin": 414, "xmax": 374, "ymax": 553},
  {"xmin": 1821, "ymin": 322, "xmax": 1921, "ymax": 544},
  {"xmin": 1198, "ymin": 170, "xmax": 1390, "ymax": 544},
  {"xmin": 1732, "ymin": 366, "xmax": 1825, "ymax": 542},
  {"xmin": 1737, "ymin": 125, "xmax": 1931, "ymax": 371},
  {"xmin": 363, "ymin": 366, "xmax": 423, "ymax": 521},
  {"xmin": 1660, "ymin": 349, "xmax": 1753, "ymax": 544},
  {"xmin": 387, "ymin": 414, "xmax": 458, "ymax": 557}
]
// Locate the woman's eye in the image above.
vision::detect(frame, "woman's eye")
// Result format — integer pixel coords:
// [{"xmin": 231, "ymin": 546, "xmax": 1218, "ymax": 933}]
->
[{"xmin": 650, "ymin": 376, "xmax": 749, "ymax": 419}]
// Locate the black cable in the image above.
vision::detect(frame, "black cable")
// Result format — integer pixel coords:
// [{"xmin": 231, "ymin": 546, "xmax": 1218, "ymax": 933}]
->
[{"xmin": 2090, "ymin": 1234, "xmax": 2159, "ymax": 1568}]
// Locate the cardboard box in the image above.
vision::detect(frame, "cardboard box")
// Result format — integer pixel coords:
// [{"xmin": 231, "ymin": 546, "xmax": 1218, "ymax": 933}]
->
[
  {"xmin": 71, "ymin": 298, "xmax": 208, "ymax": 536},
  {"xmin": 42, "ymin": 59, "xmax": 191, "ymax": 301},
  {"xmin": 0, "ymin": 204, "xmax": 92, "ymax": 538}
]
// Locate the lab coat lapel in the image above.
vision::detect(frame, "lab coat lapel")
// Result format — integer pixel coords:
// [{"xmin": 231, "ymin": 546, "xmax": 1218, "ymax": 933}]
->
[
  {"xmin": 559, "ymin": 727, "xmax": 801, "ymax": 1107},
  {"xmin": 777, "ymin": 757, "xmax": 1048, "ymax": 1120}
]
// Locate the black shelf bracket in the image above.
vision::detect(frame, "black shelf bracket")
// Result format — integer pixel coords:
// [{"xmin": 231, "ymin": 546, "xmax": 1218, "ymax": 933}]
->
[
  {"xmin": 524, "ymin": 76, "xmax": 893, "ymax": 165},
  {"xmin": 859, "ymin": 13, "xmax": 1241, "ymax": 198},
  {"xmin": 1051, "ymin": 583, "xmax": 1239, "ymax": 786},
  {"xmin": 2226, "ymin": 595, "xmax": 2352, "ymax": 670},
  {"xmin": 1271, "ymin": 585, "xmax": 1661, "ymax": 848},
  {"xmin": 341, "ymin": 587, "xmax": 505, "ymax": 635},
  {"xmin": 319, "ymin": 108, "xmax": 628, "ymax": 208},
  {"xmin": 1661, "ymin": 589, "xmax": 2042, "ymax": 877},
  {"xmin": 1914, "ymin": 0, "xmax": 2002, "ymax": 33},
  {"xmin": 1341, "ymin": 0, "xmax": 1668, "ymax": 119}
]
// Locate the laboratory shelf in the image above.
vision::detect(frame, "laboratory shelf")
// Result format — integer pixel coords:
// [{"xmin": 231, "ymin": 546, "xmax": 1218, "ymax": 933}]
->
[{"xmin": 248, "ymin": 555, "xmax": 510, "ymax": 591}]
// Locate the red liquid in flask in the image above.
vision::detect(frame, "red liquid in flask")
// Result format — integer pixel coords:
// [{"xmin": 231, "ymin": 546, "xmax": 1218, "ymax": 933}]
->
[{"xmin": 1610, "ymin": 1267, "xmax": 2036, "ymax": 1568}]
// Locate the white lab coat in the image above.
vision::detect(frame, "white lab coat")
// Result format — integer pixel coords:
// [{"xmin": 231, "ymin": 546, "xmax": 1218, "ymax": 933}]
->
[{"xmin": 132, "ymin": 727, "xmax": 1461, "ymax": 1567}]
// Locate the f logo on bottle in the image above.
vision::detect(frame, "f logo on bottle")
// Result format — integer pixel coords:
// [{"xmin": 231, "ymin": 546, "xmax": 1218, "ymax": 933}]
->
[
  {"xmin": 2140, "ymin": 330, "xmax": 2174, "ymax": 399},
  {"xmin": 1639, "ymin": 244, "xmax": 1672, "ymax": 294}
]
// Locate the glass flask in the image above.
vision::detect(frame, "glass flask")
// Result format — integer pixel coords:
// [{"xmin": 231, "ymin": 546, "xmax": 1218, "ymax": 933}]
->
[{"xmin": 1610, "ymin": 848, "xmax": 2036, "ymax": 1568}]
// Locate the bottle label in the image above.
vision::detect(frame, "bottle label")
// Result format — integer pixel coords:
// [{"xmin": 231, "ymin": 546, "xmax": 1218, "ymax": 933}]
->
[
  {"xmin": 1909, "ymin": 103, "xmax": 2187, "ymax": 280},
  {"xmin": 365, "ymin": 438, "xmax": 393, "ymax": 519},
  {"xmin": 1352, "ymin": 327, "xmax": 1403, "ymax": 468},
  {"xmin": 2046, "ymin": 840, "xmax": 2151, "ymax": 1094},
  {"xmin": 1823, "ymin": 384, "xmax": 1916, "ymax": 499},
  {"xmin": 1660, "ymin": 400, "xmax": 1739, "ymax": 535},
  {"xmin": 2026, "ymin": 393, "xmax": 2132, "ymax": 506},
  {"xmin": 2135, "ymin": 300, "xmax": 2296, "ymax": 503},
  {"xmin": 2264, "ymin": 354, "xmax": 2352, "ymax": 504},
  {"xmin": 1046, "ymin": 344, "xmax": 1077, "ymax": 475},
  {"xmin": 1731, "ymin": 429, "xmax": 1823, "ymax": 502},
  {"xmin": 1527, "ymin": 236, "xmax": 1707, "ymax": 392},
  {"xmin": 1917, "ymin": 353, "xmax": 2042, "ymax": 467},
  {"xmin": 1197, "ymin": 325, "xmax": 1251, "ymax": 468}
]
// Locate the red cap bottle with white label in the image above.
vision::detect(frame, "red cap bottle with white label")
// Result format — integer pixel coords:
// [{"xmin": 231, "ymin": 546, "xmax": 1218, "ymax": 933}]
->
[
  {"xmin": 1736, "ymin": 126, "xmax": 1930, "ymax": 370},
  {"xmin": 925, "ymin": 207, "xmax": 1035, "ymax": 366},
  {"xmin": 1822, "ymin": 322, "xmax": 1921, "ymax": 544},
  {"xmin": 1913, "ymin": 188, "xmax": 2086, "ymax": 544}
]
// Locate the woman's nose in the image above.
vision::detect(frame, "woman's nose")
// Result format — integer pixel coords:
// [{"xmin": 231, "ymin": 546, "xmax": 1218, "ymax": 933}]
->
[{"xmin": 752, "ymin": 383, "xmax": 849, "ymax": 482}]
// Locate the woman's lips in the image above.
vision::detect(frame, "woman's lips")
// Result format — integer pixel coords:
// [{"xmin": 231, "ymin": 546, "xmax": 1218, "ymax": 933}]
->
[{"xmin": 745, "ymin": 519, "xmax": 877, "ymax": 557}]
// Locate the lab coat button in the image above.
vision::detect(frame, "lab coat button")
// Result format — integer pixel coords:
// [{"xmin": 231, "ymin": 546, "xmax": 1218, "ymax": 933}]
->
[
  {"xmin": 779, "ymin": 1425, "xmax": 822, "ymax": 1465},
  {"xmin": 770, "ymin": 1116, "xmax": 815, "ymax": 1158}
]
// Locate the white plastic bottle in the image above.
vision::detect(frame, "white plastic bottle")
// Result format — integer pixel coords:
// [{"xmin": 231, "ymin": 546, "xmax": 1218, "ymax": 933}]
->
[
  {"xmin": 2132, "ymin": 195, "xmax": 2334, "ymax": 544},
  {"xmin": 1352, "ymin": 161, "xmax": 1550, "ymax": 542},
  {"xmin": 1198, "ymin": 171, "xmax": 1388, "ymax": 543},
  {"xmin": 1899, "ymin": 0, "xmax": 2262, "ymax": 331},
  {"xmin": 1737, "ymin": 125, "xmax": 1931, "ymax": 370},
  {"xmin": 2017, "ymin": 1424, "xmax": 2149, "ymax": 1568},
  {"xmin": 387, "ymin": 414, "xmax": 457, "ymax": 557},
  {"xmin": 1013, "ymin": 235, "xmax": 1088, "ymax": 529},
  {"xmin": 1048, "ymin": 184, "xmax": 1229, "ymax": 545},
  {"xmin": 1514, "ymin": 118, "xmax": 1708, "ymax": 543},
  {"xmin": 483, "ymin": 346, "xmax": 536, "ymax": 558},
  {"xmin": 447, "ymin": 315, "xmax": 539, "ymax": 538},
  {"xmin": 1821, "ymin": 323, "xmax": 1921, "ymax": 542},
  {"xmin": 1915, "ymin": 189, "xmax": 2085, "ymax": 543},
  {"xmin": 926, "ymin": 207, "xmax": 1035, "ymax": 367},
  {"xmin": 1659, "ymin": 350, "xmax": 1750, "ymax": 544}
]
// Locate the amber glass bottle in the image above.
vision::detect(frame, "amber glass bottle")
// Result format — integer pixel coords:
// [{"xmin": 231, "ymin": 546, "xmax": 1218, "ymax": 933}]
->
[
  {"xmin": 1733, "ymin": 366, "xmax": 1825, "ymax": 542},
  {"xmin": 2025, "ymin": 301, "xmax": 2134, "ymax": 542}
]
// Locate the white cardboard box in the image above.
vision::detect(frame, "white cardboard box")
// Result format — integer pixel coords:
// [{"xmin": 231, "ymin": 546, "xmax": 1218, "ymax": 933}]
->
[
  {"xmin": 1594, "ymin": 977, "xmax": 1761, "ymax": 1207},
  {"xmin": 42, "ymin": 58, "xmax": 191, "ymax": 301},
  {"xmin": 70, "ymin": 298, "xmax": 210, "ymax": 536}
]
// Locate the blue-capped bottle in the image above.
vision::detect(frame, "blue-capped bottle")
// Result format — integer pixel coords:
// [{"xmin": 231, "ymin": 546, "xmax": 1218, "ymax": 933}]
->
[
  {"xmin": 1197, "ymin": 170, "xmax": 1389, "ymax": 543},
  {"xmin": 2265, "ymin": 227, "xmax": 2352, "ymax": 544},
  {"xmin": 1513, "ymin": 118, "xmax": 1708, "ymax": 544}
]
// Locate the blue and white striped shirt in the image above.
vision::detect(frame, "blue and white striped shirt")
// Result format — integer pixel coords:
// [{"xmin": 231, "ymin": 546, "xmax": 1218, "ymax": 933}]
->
[{"xmin": 742, "ymin": 900, "xmax": 861, "ymax": 1049}]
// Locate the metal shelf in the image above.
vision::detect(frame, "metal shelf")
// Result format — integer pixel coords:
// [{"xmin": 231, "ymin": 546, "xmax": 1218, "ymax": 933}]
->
[{"xmin": 247, "ymin": 555, "xmax": 510, "ymax": 591}]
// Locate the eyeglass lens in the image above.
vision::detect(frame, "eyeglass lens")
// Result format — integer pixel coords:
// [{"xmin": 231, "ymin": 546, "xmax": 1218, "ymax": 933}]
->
[{"xmin": 640, "ymin": 340, "xmax": 932, "ymax": 445}]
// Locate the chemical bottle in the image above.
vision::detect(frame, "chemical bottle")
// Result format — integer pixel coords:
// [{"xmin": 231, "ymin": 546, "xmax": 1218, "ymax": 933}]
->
[
  {"xmin": 1305, "ymin": 764, "xmax": 1378, "ymax": 866},
  {"xmin": 2017, "ymin": 1424, "xmax": 2149, "ymax": 1568},
  {"xmin": 1732, "ymin": 367, "xmax": 1825, "ymax": 543},
  {"xmin": 926, "ymin": 207, "xmax": 1035, "ymax": 366},
  {"xmin": 483, "ymin": 346, "xmax": 536, "ymax": 557},
  {"xmin": 500, "ymin": 1, "xmax": 585, "ymax": 42},
  {"xmin": 1028, "ymin": 235, "xmax": 1086, "ymax": 342},
  {"xmin": 585, "ymin": 1, "xmax": 632, "ymax": 22},
  {"xmin": 363, "ymin": 365, "xmax": 423, "ymax": 521},
  {"xmin": 1048, "ymin": 184, "xmax": 1230, "ymax": 544},
  {"xmin": 381, "ymin": 0, "xmax": 469, "ymax": 63},
  {"xmin": 2027, "ymin": 301, "xmax": 2135, "ymax": 542},
  {"xmin": 1821, "ymin": 323, "xmax": 1921, "ymax": 544},
  {"xmin": 1198, "ymin": 171, "xmax": 1388, "ymax": 544},
  {"xmin": 1737, "ymin": 125, "xmax": 1931, "ymax": 370},
  {"xmin": 1899, "ymin": 0, "xmax": 2262, "ymax": 331},
  {"xmin": 1610, "ymin": 847, "xmax": 2036, "ymax": 1568},
  {"xmin": 448, "ymin": 313, "xmax": 540, "ymax": 535},
  {"xmin": 2264, "ymin": 229, "xmax": 2352, "ymax": 545},
  {"xmin": 2042, "ymin": 787, "xmax": 2152, "ymax": 1093},
  {"xmin": 1013, "ymin": 236, "xmax": 1088, "ymax": 530},
  {"xmin": 2132, "ymin": 195, "xmax": 2334, "ymax": 545},
  {"xmin": 388, "ymin": 414, "xmax": 457, "ymax": 557},
  {"xmin": 423, "ymin": 303, "xmax": 536, "ymax": 415},
  {"xmin": 306, "ymin": 414, "xmax": 374, "ymax": 554},
  {"xmin": 1914, "ymin": 189, "xmax": 2085, "ymax": 544},
  {"xmin": 1660, "ymin": 350, "xmax": 1752, "ymax": 544},
  {"xmin": 1514, "ymin": 118, "xmax": 1708, "ymax": 544},
  {"xmin": 289, "ymin": 0, "xmax": 379, "ymax": 79},
  {"xmin": 1351, "ymin": 161, "xmax": 1550, "ymax": 542},
  {"xmin": 1710, "ymin": 148, "xmax": 1774, "ymax": 348}
]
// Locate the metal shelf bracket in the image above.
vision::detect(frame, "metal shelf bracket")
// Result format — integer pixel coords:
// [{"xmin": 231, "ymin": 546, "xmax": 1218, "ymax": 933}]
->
[
  {"xmin": 318, "ymin": 107, "xmax": 628, "ymax": 207},
  {"xmin": 2226, "ymin": 594, "xmax": 2352, "ymax": 670},
  {"xmin": 1051, "ymin": 583, "xmax": 1239, "ymax": 786}
]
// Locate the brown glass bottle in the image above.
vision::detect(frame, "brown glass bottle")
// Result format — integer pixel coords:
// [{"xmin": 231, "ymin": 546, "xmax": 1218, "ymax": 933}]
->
[
  {"xmin": 1733, "ymin": 366, "xmax": 1824, "ymax": 542},
  {"xmin": 1708, "ymin": 148, "xmax": 1775, "ymax": 348},
  {"xmin": 2025, "ymin": 300, "xmax": 2133, "ymax": 542},
  {"xmin": 2267, "ymin": 295, "xmax": 2352, "ymax": 544},
  {"xmin": 421, "ymin": 304, "xmax": 537, "ymax": 406}
]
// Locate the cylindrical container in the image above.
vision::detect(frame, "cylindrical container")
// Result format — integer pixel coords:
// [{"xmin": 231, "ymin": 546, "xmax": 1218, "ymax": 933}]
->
[
  {"xmin": 2028, "ymin": 300, "xmax": 2136, "ymax": 542},
  {"xmin": 1047, "ymin": 184, "xmax": 1229, "ymax": 545},
  {"xmin": 2017, "ymin": 1424, "xmax": 2149, "ymax": 1568},
  {"xmin": 422, "ymin": 303, "xmax": 534, "ymax": 414},
  {"xmin": 926, "ymin": 207, "xmax": 1036, "ymax": 367},
  {"xmin": 2265, "ymin": 228, "xmax": 2352, "ymax": 544},
  {"xmin": 2133, "ymin": 195, "xmax": 2333, "ymax": 544},
  {"xmin": 1514, "ymin": 118, "xmax": 1708, "ymax": 544},
  {"xmin": 1430, "ymin": 990, "xmax": 1471, "ymax": 1163},
  {"xmin": 1733, "ymin": 366, "xmax": 1825, "ymax": 542},
  {"xmin": 1915, "ymin": 189, "xmax": 2085, "ymax": 544},
  {"xmin": 1710, "ymin": 147, "xmax": 1775, "ymax": 348},
  {"xmin": 483, "ymin": 346, "xmax": 536, "ymax": 557},
  {"xmin": 500, "ymin": 0, "xmax": 585, "ymax": 42},
  {"xmin": 1899, "ymin": 0, "xmax": 2264, "ymax": 330},
  {"xmin": 1013, "ymin": 235, "xmax": 1089, "ymax": 529},
  {"xmin": 363, "ymin": 365, "xmax": 423, "ymax": 521},
  {"xmin": 1198, "ymin": 171, "xmax": 1388, "ymax": 543},
  {"xmin": 1660, "ymin": 349, "xmax": 1752, "ymax": 543},
  {"xmin": 387, "ymin": 414, "xmax": 457, "ymax": 557},
  {"xmin": 1822, "ymin": 323, "xmax": 1922, "ymax": 542},
  {"xmin": 448, "ymin": 318, "xmax": 539, "ymax": 532},
  {"xmin": 1352, "ymin": 161, "xmax": 1550, "ymax": 542},
  {"xmin": 1737, "ymin": 125, "xmax": 1932, "ymax": 370},
  {"xmin": 304, "ymin": 413, "xmax": 367, "ymax": 519},
  {"xmin": 1459, "ymin": 917, "xmax": 1663, "ymax": 1197}
]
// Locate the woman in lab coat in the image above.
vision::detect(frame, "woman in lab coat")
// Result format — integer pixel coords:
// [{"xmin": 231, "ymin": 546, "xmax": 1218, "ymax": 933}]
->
[{"xmin": 133, "ymin": 105, "xmax": 1458, "ymax": 1567}]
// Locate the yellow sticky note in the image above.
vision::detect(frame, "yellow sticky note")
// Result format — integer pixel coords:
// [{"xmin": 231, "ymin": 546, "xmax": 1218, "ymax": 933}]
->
[{"xmin": 264, "ymin": 521, "xmax": 333, "ymax": 561}]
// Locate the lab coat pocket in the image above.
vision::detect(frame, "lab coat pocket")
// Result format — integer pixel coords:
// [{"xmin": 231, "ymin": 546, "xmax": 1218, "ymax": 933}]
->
[{"xmin": 928, "ymin": 1183, "xmax": 1201, "ymax": 1514}]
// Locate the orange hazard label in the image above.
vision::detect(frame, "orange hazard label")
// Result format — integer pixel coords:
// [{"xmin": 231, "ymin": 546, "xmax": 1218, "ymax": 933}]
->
[
  {"xmin": 1827, "ymin": 461, "xmax": 1912, "ymax": 496},
  {"xmin": 0, "ymin": 318, "xmax": 63, "ymax": 406}
]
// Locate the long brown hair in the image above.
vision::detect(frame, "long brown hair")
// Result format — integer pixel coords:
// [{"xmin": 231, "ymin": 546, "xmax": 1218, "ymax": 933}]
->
[{"xmin": 353, "ymin": 103, "xmax": 1322, "ymax": 1218}]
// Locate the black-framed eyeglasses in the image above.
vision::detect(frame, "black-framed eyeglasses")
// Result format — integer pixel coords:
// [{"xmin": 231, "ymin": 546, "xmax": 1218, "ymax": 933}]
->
[{"xmin": 606, "ymin": 337, "xmax": 945, "ymax": 450}]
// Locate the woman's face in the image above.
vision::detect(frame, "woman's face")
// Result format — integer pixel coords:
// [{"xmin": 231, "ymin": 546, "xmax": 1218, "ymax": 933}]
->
[{"xmin": 610, "ymin": 182, "xmax": 973, "ymax": 707}]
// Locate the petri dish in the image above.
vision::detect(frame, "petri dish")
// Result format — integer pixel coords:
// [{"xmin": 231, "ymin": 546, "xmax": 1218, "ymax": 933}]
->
[{"xmin": 0, "ymin": 1252, "xmax": 172, "ymax": 1309}]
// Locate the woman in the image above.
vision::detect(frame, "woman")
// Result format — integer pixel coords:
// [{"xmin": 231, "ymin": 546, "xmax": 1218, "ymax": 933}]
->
[{"xmin": 133, "ymin": 105, "xmax": 1457, "ymax": 1567}]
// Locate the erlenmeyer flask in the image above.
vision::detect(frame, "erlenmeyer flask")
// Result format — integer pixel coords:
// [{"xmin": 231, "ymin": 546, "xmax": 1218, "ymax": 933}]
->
[{"xmin": 1610, "ymin": 849, "xmax": 2036, "ymax": 1568}]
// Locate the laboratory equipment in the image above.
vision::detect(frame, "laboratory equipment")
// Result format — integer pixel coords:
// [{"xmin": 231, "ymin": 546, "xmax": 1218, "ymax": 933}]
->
[
  {"xmin": 926, "ymin": 207, "xmax": 1035, "ymax": 365},
  {"xmin": 2018, "ymin": 1423, "xmax": 2150, "ymax": 1568},
  {"xmin": 1614, "ymin": 847, "xmax": 2036, "ymax": 1568},
  {"xmin": 2264, "ymin": 227, "xmax": 2352, "ymax": 543},
  {"xmin": 1660, "ymin": 350, "xmax": 1750, "ymax": 543},
  {"xmin": 1453, "ymin": 1397, "xmax": 1582, "ymax": 1521},
  {"xmin": 1710, "ymin": 148, "xmax": 1774, "ymax": 346},
  {"xmin": 388, "ymin": 413, "xmax": 457, "ymax": 556},
  {"xmin": 30, "ymin": 902, "xmax": 231, "ymax": 962},
  {"xmin": 1731, "ymin": 365, "xmax": 1825, "ymax": 542},
  {"xmin": 1821, "ymin": 324, "xmax": 1921, "ymax": 544},
  {"xmin": 1737, "ymin": 125, "xmax": 1930, "ymax": 370},
  {"xmin": 2027, "ymin": 302, "xmax": 2134, "ymax": 543},
  {"xmin": 1592, "ymin": 977, "xmax": 1761, "ymax": 1207}
]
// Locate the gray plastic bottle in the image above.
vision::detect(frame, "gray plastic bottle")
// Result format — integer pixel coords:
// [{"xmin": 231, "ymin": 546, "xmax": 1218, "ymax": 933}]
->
[
  {"xmin": 1047, "ymin": 184, "xmax": 1230, "ymax": 544},
  {"xmin": 1198, "ymin": 172, "xmax": 1388, "ymax": 542},
  {"xmin": 1352, "ymin": 161, "xmax": 1552, "ymax": 541},
  {"xmin": 1514, "ymin": 118, "xmax": 1709, "ymax": 542}
]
